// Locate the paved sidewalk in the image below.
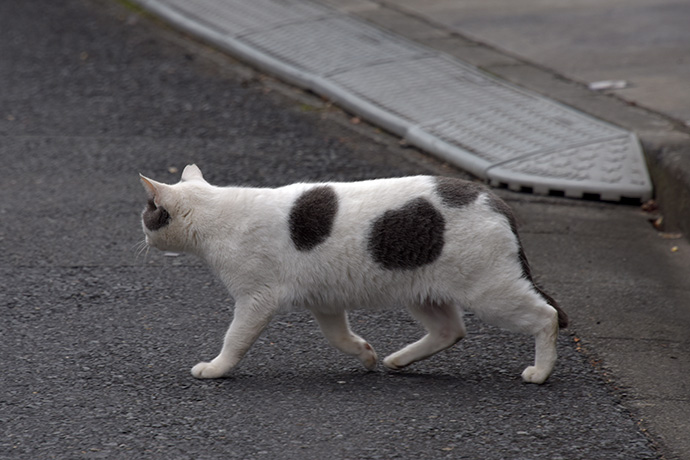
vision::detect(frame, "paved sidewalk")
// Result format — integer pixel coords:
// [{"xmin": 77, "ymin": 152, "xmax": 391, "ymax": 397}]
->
[{"xmin": 386, "ymin": 0, "xmax": 690, "ymax": 124}]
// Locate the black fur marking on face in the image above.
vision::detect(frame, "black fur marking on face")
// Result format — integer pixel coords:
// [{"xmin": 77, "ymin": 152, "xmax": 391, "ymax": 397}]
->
[
  {"xmin": 368, "ymin": 197, "xmax": 445, "ymax": 270},
  {"xmin": 435, "ymin": 176, "xmax": 484, "ymax": 208},
  {"xmin": 487, "ymin": 194, "xmax": 569, "ymax": 329},
  {"xmin": 143, "ymin": 199, "xmax": 171, "ymax": 232},
  {"xmin": 289, "ymin": 185, "xmax": 338, "ymax": 251}
]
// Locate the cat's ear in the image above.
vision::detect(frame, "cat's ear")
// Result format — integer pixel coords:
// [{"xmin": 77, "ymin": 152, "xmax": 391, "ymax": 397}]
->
[
  {"xmin": 181, "ymin": 164, "xmax": 205, "ymax": 182},
  {"xmin": 139, "ymin": 174, "xmax": 168, "ymax": 206}
]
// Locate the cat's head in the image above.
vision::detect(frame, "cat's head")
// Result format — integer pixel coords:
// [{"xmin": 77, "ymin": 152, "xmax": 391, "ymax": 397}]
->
[{"xmin": 139, "ymin": 164, "xmax": 208, "ymax": 253}]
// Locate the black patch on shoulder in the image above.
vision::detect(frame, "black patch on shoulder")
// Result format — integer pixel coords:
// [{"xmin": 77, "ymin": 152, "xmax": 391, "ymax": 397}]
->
[
  {"xmin": 368, "ymin": 197, "xmax": 445, "ymax": 270},
  {"xmin": 289, "ymin": 185, "xmax": 338, "ymax": 251},
  {"xmin": 143, "ymin": 199, "xmax": 171, "ymax": 231},
  {"xmin": 435, "ymin": 176, "xmax": 485, "ymax": 208}
]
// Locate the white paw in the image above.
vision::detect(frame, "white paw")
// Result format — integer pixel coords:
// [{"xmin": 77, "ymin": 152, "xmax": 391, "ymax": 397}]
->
[
  {"xmin": 382, "ymin": 354, "xmax": 404, "ymax": 370},
  {"xmin": 521, "ymin": 366, "xmax": 550, "ymax": 384},
  {"xmin": 191, "ymin": 361, "xmax": 227, "ymax": 379},
  {"xmin": 358, "ymin": 343, "xmax": 378, "ymax": 371}
]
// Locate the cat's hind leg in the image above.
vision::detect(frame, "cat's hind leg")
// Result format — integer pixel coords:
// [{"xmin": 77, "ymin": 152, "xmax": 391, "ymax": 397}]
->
[
  {"xmin": 311, "ymin": 310, "xmax": 378, "ymax": 370},
  {"xmin": 472, "ymin": 287, "xmax": 559, "ymax": 384},
  {"xmin": 192, "ymin": 294, "xmax": 277, "ymax": 379},
  {"xmin": 383, "ymin": 301, "xmax": 466, "ymax": 370},
  {"xmin": 520, "ymin": 316, "xmax": 558, "ymax": 385}
]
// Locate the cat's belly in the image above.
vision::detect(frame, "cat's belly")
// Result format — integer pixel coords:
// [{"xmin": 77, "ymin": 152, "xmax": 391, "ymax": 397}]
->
[{"xmin": 278, "ymin": 264, "xmax": 461, "ymax": 314}]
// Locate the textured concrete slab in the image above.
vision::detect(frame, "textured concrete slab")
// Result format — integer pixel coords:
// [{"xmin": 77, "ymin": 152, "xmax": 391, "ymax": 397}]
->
[{"xmin": 134, "ymin": 0, "xmax": 653, "ymax": 202}]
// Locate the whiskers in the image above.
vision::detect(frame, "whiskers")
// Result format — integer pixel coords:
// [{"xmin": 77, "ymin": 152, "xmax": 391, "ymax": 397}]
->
[{"xmin": 133, "ymin": 239, "xmax": 151, "ymax": 263}]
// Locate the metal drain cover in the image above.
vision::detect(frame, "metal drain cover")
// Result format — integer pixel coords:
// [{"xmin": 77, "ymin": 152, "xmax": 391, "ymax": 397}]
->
[{"xmin": 135, "ymin": 0, "xmax": 653, "ymax": 201}]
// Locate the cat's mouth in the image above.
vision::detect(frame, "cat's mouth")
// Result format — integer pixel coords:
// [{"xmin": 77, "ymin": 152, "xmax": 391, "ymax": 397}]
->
[{"xmin": 144, "ymin": 233, "xmax": 163, "ymax": 250}]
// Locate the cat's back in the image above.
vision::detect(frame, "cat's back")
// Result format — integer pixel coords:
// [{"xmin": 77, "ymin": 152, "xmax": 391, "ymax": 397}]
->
[
  {"xmin": 282, "ymin": 175, "xmax": 510, "ymax": 263},
  {"xmin": 283, "ymin": 175, "xmax": 488, "ymax": 209},
  {"xmin": 285, "ymin": 175, "xmax": 501, "ymax": 227}
]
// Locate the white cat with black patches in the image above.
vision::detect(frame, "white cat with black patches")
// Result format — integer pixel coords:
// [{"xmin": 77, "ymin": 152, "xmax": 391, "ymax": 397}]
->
[{"xmin": 140, "ymin": 165, "xmax": 567, "ymax": 384}]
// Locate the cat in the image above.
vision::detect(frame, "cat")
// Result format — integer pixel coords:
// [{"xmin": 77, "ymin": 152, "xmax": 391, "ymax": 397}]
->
[{"xmin": 140, "ymin": 164, "xmax": 567, "ymax": 384}]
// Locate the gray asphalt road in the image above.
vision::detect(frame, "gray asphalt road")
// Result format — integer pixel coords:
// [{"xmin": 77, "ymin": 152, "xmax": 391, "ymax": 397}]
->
[{"xmin": 0, "ymin": 1, "xmax": 660, "ymax": 459}]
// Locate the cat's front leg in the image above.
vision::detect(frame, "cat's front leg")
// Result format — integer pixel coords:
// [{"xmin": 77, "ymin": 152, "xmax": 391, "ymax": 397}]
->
[{"xmin": 192, "ymin": 294, "xmax": 277, "ymax": 379}]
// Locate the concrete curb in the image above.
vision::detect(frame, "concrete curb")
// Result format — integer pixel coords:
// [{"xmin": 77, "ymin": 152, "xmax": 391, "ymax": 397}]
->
[{"xmin": 644, "ymin": 136, "xmax": 690, "ymax": 236}]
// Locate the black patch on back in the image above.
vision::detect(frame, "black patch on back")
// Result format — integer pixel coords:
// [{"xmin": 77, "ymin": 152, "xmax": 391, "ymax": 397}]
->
[
  {"xmin": 435, "ymin": 176, "xmax": 485, "ymax": 208},
  {"xmin": 368, "ymin": 197, "xmax": 445, "ymax": 270},
  {"xmin": 143, "ymin": 199, "xmax": 171, "ymax": 231},
  {"xmin": 289, "ymin": 185, "xmax": 338, "ymax": 251},
  {"xmin": 488, "ymin": 194, "xmax": 569, "ymax": 328}
]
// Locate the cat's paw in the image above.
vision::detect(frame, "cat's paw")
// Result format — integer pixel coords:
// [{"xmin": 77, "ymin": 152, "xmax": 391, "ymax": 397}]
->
[
  {"xmin": 358, "ymin": 343, "xmax": 378, "ymax": 371},
  {"xmin": 191, "ymin": 361, "xmax": 228, "ymax": 379},
  {"xmin": 382, "ymin": 355, "xmax": 405, "ymax": 371},
  {"xmin": 521, "ymin": 366, "xmax": 550, "ymax": 384}
]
